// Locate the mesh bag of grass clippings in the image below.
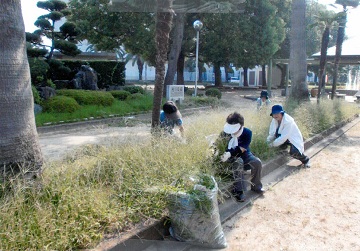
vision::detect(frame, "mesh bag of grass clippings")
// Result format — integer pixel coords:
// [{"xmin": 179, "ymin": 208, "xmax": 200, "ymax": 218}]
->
[{"xmin": 168, "ymin": 176, "xmax": 227, "ymax": 249}]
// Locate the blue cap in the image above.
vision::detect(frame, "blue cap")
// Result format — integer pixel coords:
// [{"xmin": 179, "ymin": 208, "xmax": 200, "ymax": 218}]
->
[{"xmin": 270, "ymin": 105, "xmax": 285, "ymax": 116}]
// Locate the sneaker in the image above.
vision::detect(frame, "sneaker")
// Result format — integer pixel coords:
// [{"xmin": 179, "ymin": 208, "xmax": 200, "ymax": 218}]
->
[
  {"xmin": 251, "ymin": 187, "xmax": 265, "ymax": 194},
  {"xmin": 303, "ymin": 160, "xmax": 311, "ymax": 168},
  {"xmin": 232, "ymin": 191, "xmax": 245, "ymax": 202}
]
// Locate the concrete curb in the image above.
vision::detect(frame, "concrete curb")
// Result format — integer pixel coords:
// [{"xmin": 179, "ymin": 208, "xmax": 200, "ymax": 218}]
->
[{"xmin": 89, "ymin": 115, "xmax": 360, "ymax": 251}]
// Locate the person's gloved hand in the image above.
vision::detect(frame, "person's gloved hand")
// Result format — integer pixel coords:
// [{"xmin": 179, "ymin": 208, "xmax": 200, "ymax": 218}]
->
[{"xmin": 220, "ymin": 152, "xmax": 231, "ymax": 162}]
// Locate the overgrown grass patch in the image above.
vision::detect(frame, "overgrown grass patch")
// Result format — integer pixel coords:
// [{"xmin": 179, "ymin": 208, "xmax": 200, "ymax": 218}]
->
[{"xmin": 1, "ymin": 100, "xmax": 359, "ymax": 250}]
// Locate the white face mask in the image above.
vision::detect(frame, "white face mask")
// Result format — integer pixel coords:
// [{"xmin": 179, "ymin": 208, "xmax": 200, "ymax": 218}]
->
[{"xmin": 231, "ymin": 126, "xmax": 244, "ymax": 138}]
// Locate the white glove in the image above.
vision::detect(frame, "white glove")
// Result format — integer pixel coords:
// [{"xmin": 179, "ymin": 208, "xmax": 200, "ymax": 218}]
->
[
  {"xmin": 220, "ymin": 152, "xmax": 231, "ymax": 162},
  {"xmin": 267, "ymin": 142, "xmax": 274, "ymax": 147}
]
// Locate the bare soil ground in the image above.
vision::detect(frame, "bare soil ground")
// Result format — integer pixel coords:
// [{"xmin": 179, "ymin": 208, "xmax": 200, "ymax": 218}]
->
[{"xmin": 222, "ymin": 121, "xmax": 360, "ymax": 251}]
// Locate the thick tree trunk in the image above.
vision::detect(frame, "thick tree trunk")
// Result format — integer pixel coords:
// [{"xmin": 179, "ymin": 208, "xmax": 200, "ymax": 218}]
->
[
  {"xmin": 243, "ymin": 67, "xmax": 249, "ymax": 87},
  {"xmin": 176, "ymin": 50, "xmax": 185, "ymax": 85},
  {"xmin": 151, "ymin": 0, "xmax": 173, "ymax": 129},
  {"xmin": 214, "ymin": 62, "xmax": 222, "ymax": 87},
  {"xmin": 289, "ymin": 0, "xmax": 309, "ymax": 102},
  {"xmin": 164, "ymin": 12, "xmax": 185, "ymax": 94},
  {"xmin": 331, "ymin": 11, "xmax": 346, "ymax": 100},
  {"xmin": 0, "ymin": 0, "xmax": 43, "ymax": 178},
  {"xmin": 317, "ymin": 27, "xmax": 330, "ymax": 102}
]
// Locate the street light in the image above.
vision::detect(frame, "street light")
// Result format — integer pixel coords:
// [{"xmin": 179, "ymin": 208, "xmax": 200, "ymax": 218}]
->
[{"xmin": 193, "ymin": 20, "xmax": 203, "ymax": 96}]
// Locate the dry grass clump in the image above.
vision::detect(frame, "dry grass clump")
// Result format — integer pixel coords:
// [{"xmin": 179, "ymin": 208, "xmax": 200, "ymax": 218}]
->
[{"xmin": 0, "ymin": 100, "xmax": 358, "ymax": 250}]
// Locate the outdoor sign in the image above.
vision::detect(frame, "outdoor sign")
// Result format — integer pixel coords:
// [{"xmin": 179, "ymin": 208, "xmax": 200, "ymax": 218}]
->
[{"xmin": 166, "ymin": 85, "xmax": 184, "ymax": 103}]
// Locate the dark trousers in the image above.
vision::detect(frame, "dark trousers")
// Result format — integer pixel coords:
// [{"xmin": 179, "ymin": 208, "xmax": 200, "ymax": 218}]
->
[
  {"xmin": 230, "ymin": 156, "xmax": 263, "ymax": 193},
  {"xmin": 280, "ymin": 140, "xmax": 309, "ymax": 164},
  {"xmin": 275, "ymin": 129, "xmax": 309, "ymax": 164}
]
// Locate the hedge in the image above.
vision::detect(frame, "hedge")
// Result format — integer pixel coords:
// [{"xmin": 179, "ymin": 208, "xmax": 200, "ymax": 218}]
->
[{"xmin": 56, "ymin": 89, "xmax": 115, "ymax": 106}]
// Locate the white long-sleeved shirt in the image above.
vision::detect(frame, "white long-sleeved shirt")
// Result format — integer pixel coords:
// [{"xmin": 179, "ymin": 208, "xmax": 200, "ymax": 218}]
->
[{"xmin": 267, "ymin": 113, "xmax": 305, "ymax": 154}]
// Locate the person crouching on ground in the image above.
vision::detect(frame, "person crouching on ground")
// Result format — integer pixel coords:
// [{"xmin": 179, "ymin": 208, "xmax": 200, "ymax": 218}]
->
[
  {"xmin": 257, "ymin": 90, "xmax": 271, "ymax": 110},
  {"xmin": 220, "ymin": 112, "xmax": 264, "ymax": 202},
  {"xmin": 160, "ymin": 101, "xmax": 184, "ymax": 137},
  {"xmin": 267, "ymin": 105, "xmax": 310, "ymax": 168}
]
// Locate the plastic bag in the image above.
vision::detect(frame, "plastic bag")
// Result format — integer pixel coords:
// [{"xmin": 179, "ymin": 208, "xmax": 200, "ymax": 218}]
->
[{"xmin": 168, "ymin": 176, "xmax": 227, "ymax": 249}]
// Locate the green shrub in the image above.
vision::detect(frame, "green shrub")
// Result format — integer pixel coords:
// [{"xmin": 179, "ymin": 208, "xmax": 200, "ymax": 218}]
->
[
  {"xmin": 127, "ymin": 93, "xmax": 144, "ymax": 100},
  {"xmin": 185, "ymin": 88, "xmax": 194, "ymax": 96},
  {"xmin": 28, "ymin": 58, "xmax": 49, "ymax": 87},
  {"xmin": 42, "ymin": 96, "xmax": 81, "ymax": 113},
  {"xmin": 110, "ymin": 90, "xmax": 131, "ymax": 101},
  {"xmin": 205, "ymin": 88, "xmax": 222, "ymax": 99},
  {"xmin": 123, "ymin": 86, "xmax": 145, "ymax": 94},
  {"xmin": 56, "ymin": 89, "xmax": 115, "ymax": 106},
  {"xmin": 32, "ymin": 85, "xmax": 42, "ymax": 105}
]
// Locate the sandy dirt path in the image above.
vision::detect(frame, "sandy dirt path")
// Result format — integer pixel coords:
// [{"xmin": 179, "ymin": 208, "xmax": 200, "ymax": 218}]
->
[{"xmin": 221, "ymin": 120, "xmax": 360, "ymax": 251}]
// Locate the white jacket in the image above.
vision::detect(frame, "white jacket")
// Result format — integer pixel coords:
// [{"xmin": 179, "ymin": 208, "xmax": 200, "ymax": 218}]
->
[{"xmin": 267, "ymin": 113, "xmax": 305, "ymax": 154}]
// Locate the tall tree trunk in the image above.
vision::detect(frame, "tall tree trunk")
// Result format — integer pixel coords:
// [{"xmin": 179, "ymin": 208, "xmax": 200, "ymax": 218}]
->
[
  {"xmin": 0, "ymin": 0, "xmax": 43, "ymax": 178},
  {"xmin": 276, "ymin": 64, "xmax": 286, "ymax": 87},
  {"xmin": 151, "ymin": 0, "xmax": 173, "ymax": 129},
  {"xmin": 214, "ymin": 62, "xmax": 222, "ymax": 87},
  {"xmin": 176, "ymin": 50, "xmax": 185, "ymax": 85},
  {"xmin": 164, "ymin": 12, "xmax": 185, "ymax": 95},
  {"xmin": 262, "ymin": 64, "xmax": 267, "ymax": 87},
  {"xmin": 243, "ymin": 67, "xmax": 249, "ymax": 87},
  {"xmin": 137, "ymin": 57, "xmax": 144, "ymax": 80},
  {"xmin": 317, "ymin": 26, "xmax": 330, "ymax": 102},
  {"xmin": 331, "ymin": 11, "xmax": 346, "ymax": 100},
  {"xmin": 289, "ymin": 0, "xmax": 309, "ymax": 102}
]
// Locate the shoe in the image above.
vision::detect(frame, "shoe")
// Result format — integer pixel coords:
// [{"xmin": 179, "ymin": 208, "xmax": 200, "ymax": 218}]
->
[
  {"xmin": 251, "ymin": 187, "xmax": 265, "ymax": 194},
  {"xmin": 303, "ymin": 160, "xmax": 311, "ymax": 168},
  {"xmin": 233, "ymin": 191, "xmax": 245, "ymax": 202}
]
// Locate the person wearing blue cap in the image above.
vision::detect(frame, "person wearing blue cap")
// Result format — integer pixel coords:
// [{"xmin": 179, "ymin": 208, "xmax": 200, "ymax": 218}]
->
[
  {"xmin": 219, "ymin": 112, "xmax": 264, "ymax": 202},
  {"xmin": 267, "ymin": 105, "xmax": 310, "ymax": 168},
  {"xmin": 256, "ymin": 90, "xmax": 271, "ymax": 110}
]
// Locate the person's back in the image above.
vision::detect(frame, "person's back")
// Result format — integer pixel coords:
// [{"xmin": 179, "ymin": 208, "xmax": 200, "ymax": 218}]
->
[{"xmin": 160, "ymin": 101, "xmax": 184, "ymax": 136}]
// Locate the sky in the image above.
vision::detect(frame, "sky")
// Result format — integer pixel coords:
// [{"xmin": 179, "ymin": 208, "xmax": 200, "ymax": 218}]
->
[{"xmin": 21, "ymin": 0, "xmax": 360, "ymax": 37}]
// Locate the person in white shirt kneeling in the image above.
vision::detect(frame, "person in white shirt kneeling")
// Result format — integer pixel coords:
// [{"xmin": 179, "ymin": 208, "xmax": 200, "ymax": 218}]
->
[{"xmin": 267, "ymin": 105, "xmax": 310, "ymax": 168}]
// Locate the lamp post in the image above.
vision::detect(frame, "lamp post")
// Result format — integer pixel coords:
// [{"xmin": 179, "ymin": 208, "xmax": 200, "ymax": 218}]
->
[{"xmin": 193, "ymin": 20, "xmax": 203, "ymax": 96}]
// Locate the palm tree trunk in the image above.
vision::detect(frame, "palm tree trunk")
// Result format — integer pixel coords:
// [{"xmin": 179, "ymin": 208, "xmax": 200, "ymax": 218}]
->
[
  {"xmin": 331, "ymin": 11, "xmax": 346, "ymax": 100},
  {"xmin": 317, "ymin": 27, "xmax": 330, "ymax": 102},
  {"xmin": 0, "ymin": 0, "xmax": 43, "ymax": 178},
  {"xmin": 151, "ymin": 0, "xmax": 173, "ymax": 130},
  {"xmin": 289, "ymin": 0, "xmax": 309, "ymax": 102}
]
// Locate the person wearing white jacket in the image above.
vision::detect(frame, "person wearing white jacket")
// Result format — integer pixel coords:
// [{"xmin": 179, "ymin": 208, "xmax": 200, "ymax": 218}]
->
[{"xmin": 267, "ymin": 105, "xmax": 310, "ymax": 168}]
